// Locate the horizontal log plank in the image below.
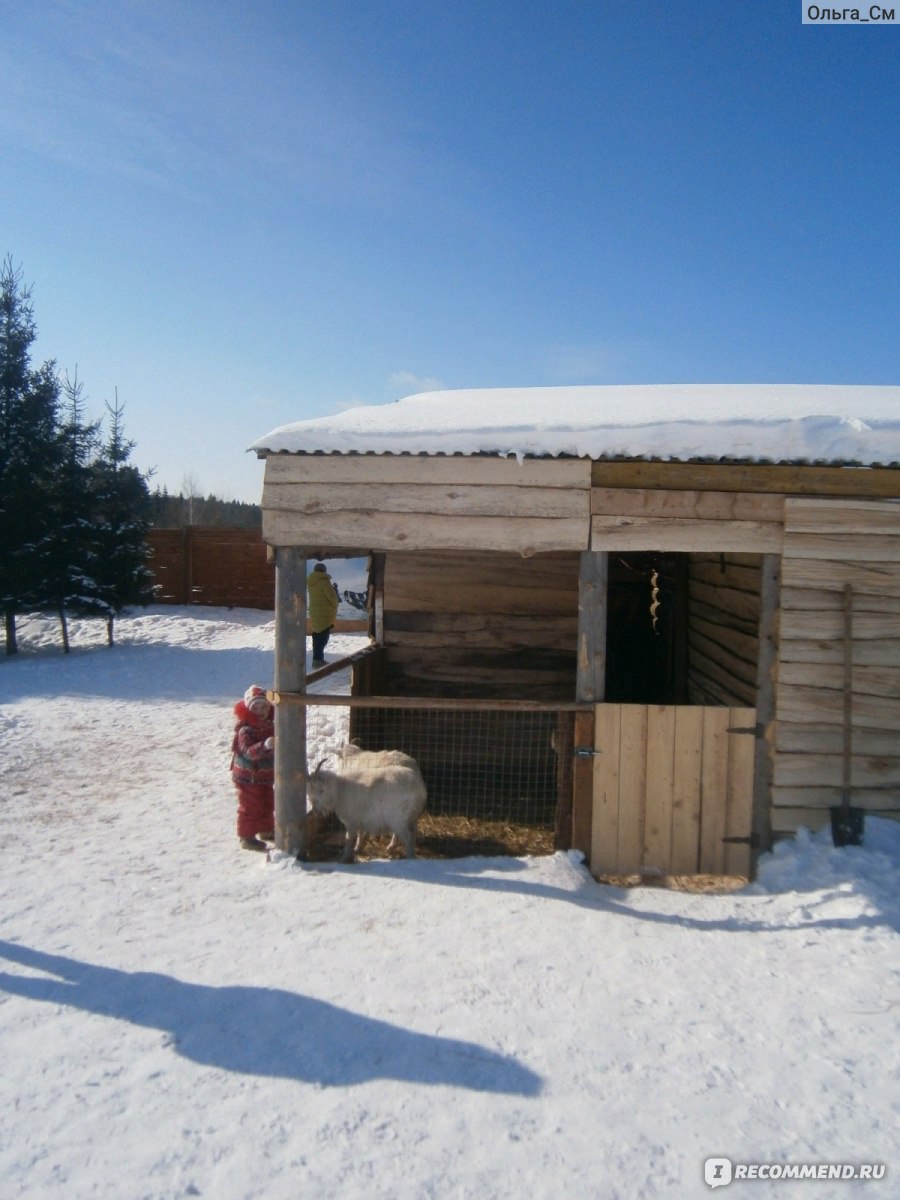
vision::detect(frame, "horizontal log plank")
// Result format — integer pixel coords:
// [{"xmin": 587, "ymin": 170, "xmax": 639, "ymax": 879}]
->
[
  {"xmin": 384, "ymin": 611, "xmax": 578, "ymax": 634},
  {"xmin": 779, "ymin": 609, "xmax": 900, "ymax": 641},
  {"xmin": 774, "ymin": 753, "xmax": 900, "ymax": 788},
  {"xmin": 265, "ymin": 453, "xmax": 591, "ymax": 488},
  {"xmin": 780, "ymin": 558, "xmax": 900, "ymax": 594},
  {"xmin": 263, "ymin": 509, "xmax": 589, "ymax": 553},
  {"xmin": 778, "ymin": 638, "xmax": 900, "ymax": 668},
  {"xmin": 590, "ymin": 516, "xmax": 782, "ymax": 553},
  {"xmin": 780, "ymin": 586, "xmax": 900, "ymax": 613},
  {"xmin": 686, "ymin": 647, "xmax": 757, "ymax": 707},
  {"xmin": 384, "ymin": 617, "xmax": 577, "ymax": 653},
  {"xmin": 784, "ymin": 497, "xmax": 900, "ymax": 533},
  {"xmin": 775, "ymin": 723, "xmax": 900, "ymax": 756},
  {"xmin": 591, "ymin": 461, "xmax": 900, "ymax": 496},
  {"xmin": 383, "ymin": 551, "xmax": 580, "ymax": 614},
  {"xmin": 688, "ymin": 559, "xmax": 763, "ymax": 595},
  {"xmin": 689, "ymin": 620, "xmax": 759, "ymax": 671},
  {"xmin": 264, "ymin": 481, "xmax": 589, "ymax": 520},
  {"xmin": 592, "ymin": 487, "xmax": 784, "ymax": 522},
  {"xmin": 775, "ymin": 684, "xmax": 900, "ymax": 729},
  {"xmin": 778, "ymin": 661, "xmax": 900, "ymax": 697},
  {"xmin": 691, "ymin": 597, "xmax": 763, "ymax": 638},
  {"xmin": 272, "ymin": 690, "xmax": 589, "ymax": 711},
  {"xmin": 771, "ymin": 788, "xmax": 900, "ymax": 812},
  {"xmin": 782, "ymin": 532, "xmax": 900, "ymax": 561},
  {"xmin": 689, "ymin": 582, "xmax": 760, "ymax": 626}
]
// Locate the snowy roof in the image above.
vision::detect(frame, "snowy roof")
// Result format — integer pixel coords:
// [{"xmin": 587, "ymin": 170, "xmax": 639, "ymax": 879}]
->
[{"xmin": 250, "ymin": 384, "xmax": 900, "ymax": 467}]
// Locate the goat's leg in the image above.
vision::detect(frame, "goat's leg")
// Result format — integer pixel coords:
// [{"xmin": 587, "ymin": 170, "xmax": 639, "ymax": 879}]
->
[
  {"xmin": 401, "ymin": 823, "xmax": 416, "ymax": 859},
  {"xmin": 340, "ymin": 828, "xmax": 357, "ymax": 863}
]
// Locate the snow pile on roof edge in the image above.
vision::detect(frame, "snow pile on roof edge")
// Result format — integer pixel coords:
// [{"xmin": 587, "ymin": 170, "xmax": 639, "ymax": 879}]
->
[{"xmin": 249, "ymin": 385, "xmax": 900, "ymax": 466}]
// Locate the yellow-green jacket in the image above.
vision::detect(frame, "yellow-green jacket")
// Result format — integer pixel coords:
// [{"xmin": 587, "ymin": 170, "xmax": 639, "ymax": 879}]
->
[{"xmin": 307, "ymin": 569, "xmax": 339, "ymax": 632}]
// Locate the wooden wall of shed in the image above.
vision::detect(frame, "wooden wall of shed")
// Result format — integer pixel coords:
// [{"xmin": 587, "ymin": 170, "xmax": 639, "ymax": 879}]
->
[
  {"xmin": 686, "ymin": 553, "xmax": 762, "ymax": 707},
  {"xmin": 262, "ymin": 453, "xmax": 591, "ymax": 554},
  {"xmin": 773, "ymin": 498, "xmax": 900, "ymax": 833},
  {"xmin": 380, "ymin": 549, "xmax": 580, "ymax": 699}
]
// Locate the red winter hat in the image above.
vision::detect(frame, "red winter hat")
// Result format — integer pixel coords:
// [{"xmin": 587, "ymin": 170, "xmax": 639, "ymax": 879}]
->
[{"xmin": 243, "ymin": 684, "xmax": 269, "ymax": 709}]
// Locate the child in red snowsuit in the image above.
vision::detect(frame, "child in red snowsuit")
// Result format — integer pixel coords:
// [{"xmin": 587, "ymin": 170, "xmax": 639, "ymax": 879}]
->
[{"xmin": 231, "ymin": 684, "xmax": 275, "ymax": 851}]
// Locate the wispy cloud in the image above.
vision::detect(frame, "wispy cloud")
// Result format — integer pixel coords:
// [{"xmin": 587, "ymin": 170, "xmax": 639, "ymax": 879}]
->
[
  {"xmin": 389, "ymin": 370, "xmax": 445, "ymax": 396},
  {"xmin": 0, "ymin": 4, "xmax": 479, "ymax": 218}
]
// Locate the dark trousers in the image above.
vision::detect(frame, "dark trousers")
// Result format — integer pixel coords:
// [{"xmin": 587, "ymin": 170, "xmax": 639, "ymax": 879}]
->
[{"xmin": 311, "ymin": 626, "xmax": 332, "ymax": 661}]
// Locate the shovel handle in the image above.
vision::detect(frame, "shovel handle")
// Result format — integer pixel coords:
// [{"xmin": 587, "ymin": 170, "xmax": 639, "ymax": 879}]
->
[{"xmin": 841, "ymin": 583, "xmax": 853, "ymax": 813}]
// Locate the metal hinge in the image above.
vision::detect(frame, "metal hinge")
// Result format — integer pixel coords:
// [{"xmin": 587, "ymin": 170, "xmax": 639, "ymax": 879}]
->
[
  {"xmin": 573, "ymin": 746, "xmax": 601, "ymax": 758},
  {"xmin": 728, "ymin": 723, "xmax": 763, "ymax": 736}
]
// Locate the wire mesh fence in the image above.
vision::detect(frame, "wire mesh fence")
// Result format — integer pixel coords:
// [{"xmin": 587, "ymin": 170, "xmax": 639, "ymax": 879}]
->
[{"xmin": 303, "ymin": 698, "xmax": 576, "ymax": 844}]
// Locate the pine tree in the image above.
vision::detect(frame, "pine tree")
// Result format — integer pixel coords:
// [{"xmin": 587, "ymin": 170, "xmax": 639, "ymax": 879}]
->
[
  {"xmin": 0, "ymin": 256, "xmax": 63, "ymax": 654},
  {"xmin": 36, "ymin": 367, "xmax": 103, "ymax": 651},
  {"xmin": 89, "ymin": 390, "xmax": 154, "ymax": 645}
]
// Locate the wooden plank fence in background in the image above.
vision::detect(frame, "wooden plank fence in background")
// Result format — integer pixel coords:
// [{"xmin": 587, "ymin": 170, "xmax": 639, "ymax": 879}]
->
[
  {"xmin": 145, "ymin": 529, "xmax": 369, "ymax": 631},
  {"xmin": 146, "ymin": 528, "xmax": 275, "ymax": 609}
]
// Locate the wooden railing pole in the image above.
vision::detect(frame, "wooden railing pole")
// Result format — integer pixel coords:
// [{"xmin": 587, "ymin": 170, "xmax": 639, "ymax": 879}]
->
[{"xmin": 273, "ymin": 548, "xmax": 308, "ymax": 857}]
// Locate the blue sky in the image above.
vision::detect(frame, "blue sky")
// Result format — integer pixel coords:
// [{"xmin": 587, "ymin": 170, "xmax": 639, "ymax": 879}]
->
[{"xmin": 2, "ymin": 1, "xmax": 898, "ymax": 502}]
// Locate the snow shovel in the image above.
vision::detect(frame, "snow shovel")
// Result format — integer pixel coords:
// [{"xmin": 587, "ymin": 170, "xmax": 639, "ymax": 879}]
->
[{"xmin": 830, "ymin": 584, "xmax": 864, "ymax": 847}]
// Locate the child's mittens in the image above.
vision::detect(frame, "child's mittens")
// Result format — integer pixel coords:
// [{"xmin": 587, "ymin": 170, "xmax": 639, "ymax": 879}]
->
[{"xmin": 264, "ymin": 737, "xmax": 274, "ymax": 751}]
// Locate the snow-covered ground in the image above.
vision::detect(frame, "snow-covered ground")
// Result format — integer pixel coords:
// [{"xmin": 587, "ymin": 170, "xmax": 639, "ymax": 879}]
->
[{"xmin": 1, "ymin": 607, "xmax": 897, "ymax": 1200}]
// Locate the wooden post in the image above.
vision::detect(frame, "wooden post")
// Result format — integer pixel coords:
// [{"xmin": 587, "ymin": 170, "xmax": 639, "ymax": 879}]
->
[
  {"xmin": 179, "ymin": 527, "xmax": 191, "ymax": 606},
  {"xmin": 274, "ymin": 547, "xmax": 308, "ymax": 857},
  {"xmin": 371, "ymin": 553, "xmax": 385, "ymax": 644},
  {"xmin": 577, "ymin": 550, "xmax": 607, "ymax": 703},
  {"xmin": 574, "ymin": 551, "xmax": 607, "ymax": 869},
  {"xmin": 570, "ymin": 709, "xmax": 596, "ymax": 857},
  {"xmin": 553, "ymin": 711, "xmax": 575, "ymax": 850},
  {"xmin": 749, "ymin": 553, "xmax": 780, "ymax": 875}
]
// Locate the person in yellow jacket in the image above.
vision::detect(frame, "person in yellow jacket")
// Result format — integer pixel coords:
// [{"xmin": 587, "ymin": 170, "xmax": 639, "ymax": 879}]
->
[{"xmin": 307, "ymin": 562, "xmax": 340, "ymax": 668}]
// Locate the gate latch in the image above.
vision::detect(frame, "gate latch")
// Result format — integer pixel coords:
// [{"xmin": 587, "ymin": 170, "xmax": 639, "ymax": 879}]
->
[
  {"xmin": 722, "ymin": 833, "xmax": 760, "ymax": 847},
  {"xmin": 574, "ymin": 746, "xmax": 601, "ymax": 758}
]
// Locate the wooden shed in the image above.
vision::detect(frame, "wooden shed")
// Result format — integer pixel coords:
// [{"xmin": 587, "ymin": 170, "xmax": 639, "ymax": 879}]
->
[{"xmin": 251, "ymin": 385, "xmax": 900, "ymax": 878}]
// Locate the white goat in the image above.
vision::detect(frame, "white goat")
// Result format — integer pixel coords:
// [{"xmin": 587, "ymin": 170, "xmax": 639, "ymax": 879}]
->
[
  {"xmin": 339, "ymin": 742, "xmax": 419, "ymax": 770},
  {"xmin": 307, "ymin": 755, "xmax": 427, "ymax": 862}
]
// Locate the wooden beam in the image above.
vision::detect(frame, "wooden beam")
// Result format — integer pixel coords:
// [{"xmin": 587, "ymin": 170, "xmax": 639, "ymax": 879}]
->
[
  {"xmin": 780, "ymin": 556, "xmax": 900, "ymax": 595},
  {"xmin": 570, "ymin": 709, "xmax": 596, "ymax": 857},
  {"xmin": 265, "ymin": 452, "xmax": 591, "ymax": 488},
  {"xmin": 750, "ymin": 554, "xmax": 780, "ymax": 872},
  {"xmin": 577, "ymin": 551, "xmax": 607, "ymax": 702},
  {"xmin": 783, "ymin": 496, "xmax": 900, "ymax": 532},
  {"xmin": 271, "ymin": 691, "xmax": 590, "ymax": 712},
  {"xmin": 273, "ymin": 548, "xmax": 308, "ymax": 857},
  {"xmin": 264, "ymin": 481, "xmax": 589, "ymax": 519},
  {"xmin": 263, "ymin": 508, "xmax": 589, "ymax": 554},
  {"xmin": 591, "ymin": 460, "xmax": 900, "ymax": 497},
  {"xmin": 591, "ymin": 487, "xmax": 785, "ymax": 522},
  {"xmin": 590, "ymin": 515, "xmax": 783, "ymax": 553}
]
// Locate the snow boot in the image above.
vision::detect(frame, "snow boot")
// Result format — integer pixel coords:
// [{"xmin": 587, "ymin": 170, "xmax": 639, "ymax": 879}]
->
[{"xmin": 240, "ymin": 836, "xmax": 268, "ymax": 852}]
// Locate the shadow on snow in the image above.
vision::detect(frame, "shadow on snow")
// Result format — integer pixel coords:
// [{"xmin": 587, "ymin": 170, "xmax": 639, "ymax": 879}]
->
[{"xmin": 0, "ymin": 940, "xmax": 542, "ymax": 1096}]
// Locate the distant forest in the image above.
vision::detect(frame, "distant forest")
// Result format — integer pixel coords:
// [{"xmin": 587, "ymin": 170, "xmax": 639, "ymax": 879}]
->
[{"xmin": 149, "ymin": 488, "xmax": 261, "ymax": 528}]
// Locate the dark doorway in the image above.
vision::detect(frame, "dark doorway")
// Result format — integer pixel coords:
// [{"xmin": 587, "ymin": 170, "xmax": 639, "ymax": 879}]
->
[{"xmin": 604, "ymin": 552, "xmax": 688, "ymax": 704}]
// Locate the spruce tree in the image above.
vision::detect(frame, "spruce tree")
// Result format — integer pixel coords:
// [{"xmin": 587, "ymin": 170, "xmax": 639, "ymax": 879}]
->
[
  {"xmin": 37, "ymin": 367, "xmax": 103, "ymax": 651},
  {"xmin": 0, "ymin": 256, "xmax": 62, "ymax": 654},
  {"xmin": 89, "ymin": 390, "xmax": 154, "ymax": 645}
]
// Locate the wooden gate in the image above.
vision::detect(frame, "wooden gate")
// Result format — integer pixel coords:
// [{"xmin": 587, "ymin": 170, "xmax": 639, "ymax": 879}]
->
[{"xmin": 590, "ymin": 704, "xmax": 756, "ymax": 877}]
